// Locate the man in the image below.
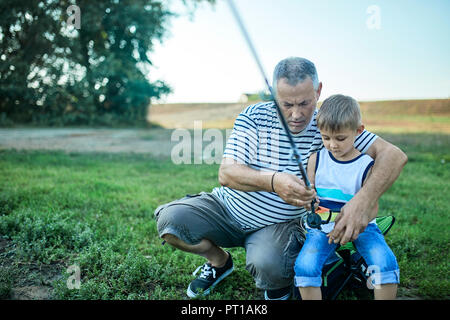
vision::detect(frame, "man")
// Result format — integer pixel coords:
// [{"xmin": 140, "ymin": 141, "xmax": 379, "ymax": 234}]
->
[{"xmin": 154, "ymin": 57, "xmax": 407, "ymax": 300}]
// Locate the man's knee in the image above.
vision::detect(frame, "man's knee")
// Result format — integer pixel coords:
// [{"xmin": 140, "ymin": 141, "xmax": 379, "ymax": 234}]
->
[
  {"xmin": 161, "ymin": 233, "xmax": 183, "ymax": 246},
  {"xmin": 156, "ymin": 204, "xmax": 196, "ymax": 244},
  {"xmin": 161, "ymin": 233, "xmax": 213, "ymax": 255},
  {"xmin": 156, "ymin": 205, "xmax": 217, "ymax": 255},
  {"xmin": 246, "ymin": 251, "xmax": 278, "ymax": 275},
  {"xmin": 246, "ymin": 245, "xmax": 291, "ymax": 289}
]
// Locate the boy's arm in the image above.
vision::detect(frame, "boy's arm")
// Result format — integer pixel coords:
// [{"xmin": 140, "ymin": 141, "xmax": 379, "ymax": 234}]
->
[
  {"xmin": 328, "ymin": 137, "xmax": 407, "ymax": 245},
  {"xmin": 304, "ymin": 152, "xmax": 318, "ymax": 211},
  {"xmin": 307, "ymin": 152, "xmax": 317, "ymax": 187}
]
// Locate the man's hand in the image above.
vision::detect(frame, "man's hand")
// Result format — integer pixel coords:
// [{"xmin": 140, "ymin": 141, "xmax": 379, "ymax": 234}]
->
[
  {"xmin": 327, "ymin": 195, "xmax": 378, "ymax": 245},
  {"xmin": 327, "ymin": 137, "xmax": 407, "ymax": 245},
  {"xmin": 304, "ymin": 196, "xmax": 320, "ymax": 212},
  {"xmin": 273, "ymin": 172, "xmax": 316, "ymax": 208}
]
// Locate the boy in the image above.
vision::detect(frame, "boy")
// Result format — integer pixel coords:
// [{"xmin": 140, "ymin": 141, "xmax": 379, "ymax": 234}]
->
[{"xmin": 294, "ymin": 94, "xmax": 400, "ymax": 300}]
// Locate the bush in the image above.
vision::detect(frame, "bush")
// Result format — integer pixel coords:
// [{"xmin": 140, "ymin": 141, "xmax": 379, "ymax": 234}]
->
[
  {"xmin": 0, "ymin": 208, "xmax": 94, "ymax": 263},
  {"xmin": 54, "ymin": 242, "xmax": 157, "ymax": 300}
]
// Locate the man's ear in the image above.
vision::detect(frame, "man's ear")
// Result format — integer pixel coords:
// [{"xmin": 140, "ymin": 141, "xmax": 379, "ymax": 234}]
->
[
  {"xmin": 356, "ymin": 124, "xmax": 365, "ymax": 135},
  {"xmin": 316, "ymin": 82, "xmax": 323, "ymax": 100}
]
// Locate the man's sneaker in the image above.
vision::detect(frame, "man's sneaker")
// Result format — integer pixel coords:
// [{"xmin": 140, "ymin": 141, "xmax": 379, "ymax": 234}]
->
[
  {"xmin": 186, "ymin": 252, "xmax": 234, "ymax": 298},
  {"xmin": 264, "ymin": 286, "xmax": 292, "ymax": 300}
]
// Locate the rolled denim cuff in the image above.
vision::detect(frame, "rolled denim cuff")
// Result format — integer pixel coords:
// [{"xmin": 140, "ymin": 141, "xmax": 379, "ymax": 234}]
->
[
  {"xmin": 368, "ymin": 269, "xmax": 400, "ymax": 285},
  {"xmin": 294, "ymin": 276, "xmax": 322, "ymax": 288}
]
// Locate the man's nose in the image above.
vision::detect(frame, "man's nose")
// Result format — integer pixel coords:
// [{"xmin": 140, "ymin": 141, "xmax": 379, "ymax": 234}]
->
[{"xmin": 292, "ymin": 106, "xmax": 303, "ymax": 119}]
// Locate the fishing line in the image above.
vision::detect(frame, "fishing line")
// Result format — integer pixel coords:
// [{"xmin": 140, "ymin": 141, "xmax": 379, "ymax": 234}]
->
[{"xmin": 226, "ymin": 0, "xmax": 322, "ymax": 229}]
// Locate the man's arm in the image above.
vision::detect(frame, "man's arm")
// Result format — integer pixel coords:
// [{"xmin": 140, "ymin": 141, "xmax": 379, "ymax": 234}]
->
[
  {"xmin": 328, "ymin": 137, "xmax": 407, "ymax": 245},
  {"xmin": 218, "ymin": 158, "xmax": 273, "ymax": 192},
  {"xmin": 218, "ymin": 158, "xmax": 316, "ymax": 208}
]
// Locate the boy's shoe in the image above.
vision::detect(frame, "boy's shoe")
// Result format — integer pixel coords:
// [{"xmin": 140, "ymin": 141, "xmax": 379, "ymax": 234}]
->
[
  {"xmin": 187, "ymin": 252, "xmax": 234, "ymax": 298},
  {"xmin": 264, "ymin": 286, "xmax": 292, "ymax": 300}
]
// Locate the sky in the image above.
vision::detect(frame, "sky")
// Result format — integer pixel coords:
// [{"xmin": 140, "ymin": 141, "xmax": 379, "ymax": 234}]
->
[{"xmin": 148, "ymin": 0, "xmax": 450, "ymax": 103}]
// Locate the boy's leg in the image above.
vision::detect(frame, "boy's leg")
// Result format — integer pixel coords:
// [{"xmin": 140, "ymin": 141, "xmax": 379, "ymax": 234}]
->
[
  {"xmin": 299, "ymin": 287, "xmax": 322, "ymax": 300},
  {"xmin": 353, "ymin": 224, "xmax": 400, "ymax": 300},
  {"xmin": 373, "ymin": 283, "xmax": 398, "ymax": 300},
  {"xmin": 244, "ymin": 218, "xmax": 305, "ymax": 299},
  {"xmin": 293, "ymin": 228, "xmax": 338, "ymax": 300}
]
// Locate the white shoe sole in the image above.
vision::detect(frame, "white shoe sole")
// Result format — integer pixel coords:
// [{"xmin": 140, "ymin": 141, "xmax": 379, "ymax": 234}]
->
[
  {"xmin": 186, "ymin": 266, "xmax": 234, "ymax": 298},
  {"xmin": 264, "ymin": 289, "xmax": 291, "ymax": 300}
]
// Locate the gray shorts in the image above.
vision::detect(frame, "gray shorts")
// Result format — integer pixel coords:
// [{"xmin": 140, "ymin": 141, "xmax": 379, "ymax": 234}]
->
[{"xmin": 154, "ymin": 192, "xmax": 306, "ymax": 290}]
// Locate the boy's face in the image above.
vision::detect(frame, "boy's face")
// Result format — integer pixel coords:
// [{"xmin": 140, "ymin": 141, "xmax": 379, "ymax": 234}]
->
[{"xmin": 320, "ymin": 125, "xmax": 364, "ymax": 160}]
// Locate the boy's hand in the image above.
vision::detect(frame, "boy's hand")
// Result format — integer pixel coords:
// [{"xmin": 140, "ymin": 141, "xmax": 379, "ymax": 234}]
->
[
  {"xmin": 272, "ymin": 172, "xmax": 316, "ymax": 208},
  {"xmin": 327, "ymin": 194, "xmax": 377, "ymax": 245}
]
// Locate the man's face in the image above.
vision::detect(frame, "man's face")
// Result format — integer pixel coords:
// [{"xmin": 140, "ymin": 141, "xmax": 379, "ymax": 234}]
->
[{"xmin": 275, "ymin": 77, "xmax": 322, "ymax": 134}]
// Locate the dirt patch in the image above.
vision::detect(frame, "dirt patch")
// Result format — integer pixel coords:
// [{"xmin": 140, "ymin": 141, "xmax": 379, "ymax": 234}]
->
[
  {"xmin": 0, "ymin": 128, "xmax": 178, "ymax": 158},
  {"xmin": 10, "ymin": 286, "xmax": 52, "ymax": 300},
  {"xmin": 0, "ymin": 238, "xmax": 64, "ymax": 300}
]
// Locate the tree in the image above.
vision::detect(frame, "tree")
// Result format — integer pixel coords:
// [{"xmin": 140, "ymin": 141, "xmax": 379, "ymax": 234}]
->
[{"xmin": 0, "ymin": 0, "xmax": 215, "ymax": 126}]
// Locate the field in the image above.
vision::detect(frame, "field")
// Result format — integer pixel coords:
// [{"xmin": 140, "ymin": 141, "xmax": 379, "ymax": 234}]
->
[
  {"xmin": 149, "ymin": 99, "xmax": 450, "ymax": 133},
  {"xmin": 0, "ymin": 99, "xmax": 449, "ymax": 300}
]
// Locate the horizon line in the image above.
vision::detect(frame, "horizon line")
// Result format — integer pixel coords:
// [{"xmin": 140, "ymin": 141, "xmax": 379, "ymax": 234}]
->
[{"xmin": 152, "ymin": 96, "xmax": 450, "ymax": 105}]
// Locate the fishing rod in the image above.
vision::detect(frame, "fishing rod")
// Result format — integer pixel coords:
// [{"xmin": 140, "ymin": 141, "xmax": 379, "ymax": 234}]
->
[{"xmin": 226, "ymin": 0, "xmax": 323, "ymax": 229}]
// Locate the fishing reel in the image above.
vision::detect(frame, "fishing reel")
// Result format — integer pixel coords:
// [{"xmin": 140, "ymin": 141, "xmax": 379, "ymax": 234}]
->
[
  {"xmin": 305, "ymin": 202, "xmax": 334, "ymax": 230},
  {"xmin": 306, "ymin": 211, "xmax": 323, "ymax": 230}
]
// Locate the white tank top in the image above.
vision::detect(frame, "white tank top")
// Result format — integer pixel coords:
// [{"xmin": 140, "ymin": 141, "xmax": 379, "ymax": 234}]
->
[{"xmin": 313, "ymin": 147, "xmax": 375, "ymax": 233}]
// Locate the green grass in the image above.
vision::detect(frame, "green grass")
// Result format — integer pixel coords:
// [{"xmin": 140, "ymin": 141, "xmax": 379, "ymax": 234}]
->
[{"xmin": 0, "ymin": 132, "xmax": 449, "ymax": 299}]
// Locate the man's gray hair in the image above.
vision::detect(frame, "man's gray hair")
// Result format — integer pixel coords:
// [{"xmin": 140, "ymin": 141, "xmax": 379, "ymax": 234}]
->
[{"xmin": 272, "ymin": 57, "xmax": 319, "ymax": 95}]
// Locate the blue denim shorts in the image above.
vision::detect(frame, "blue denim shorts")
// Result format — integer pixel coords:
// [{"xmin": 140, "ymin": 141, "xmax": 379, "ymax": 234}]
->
[{"xmin": 294, "ymin": 223, "xmax": 400, "ymax": 287}]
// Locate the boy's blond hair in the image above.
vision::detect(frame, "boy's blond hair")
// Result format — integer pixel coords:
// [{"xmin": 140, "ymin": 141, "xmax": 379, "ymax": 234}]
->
[{"xmin": 317, "ymin": 94, "xmax": 362, "ymax": 132}]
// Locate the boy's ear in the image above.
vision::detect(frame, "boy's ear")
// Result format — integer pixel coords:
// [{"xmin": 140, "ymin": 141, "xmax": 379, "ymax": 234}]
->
[{"xmin": 356, "ymin": 124, "xmax": 365, "ymax": 135}]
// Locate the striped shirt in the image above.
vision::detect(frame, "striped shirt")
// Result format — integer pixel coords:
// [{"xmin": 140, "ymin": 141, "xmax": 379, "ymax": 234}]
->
[{"xmin": 211, "ymin": 101, "xmax": 377, "ymax": 230}]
